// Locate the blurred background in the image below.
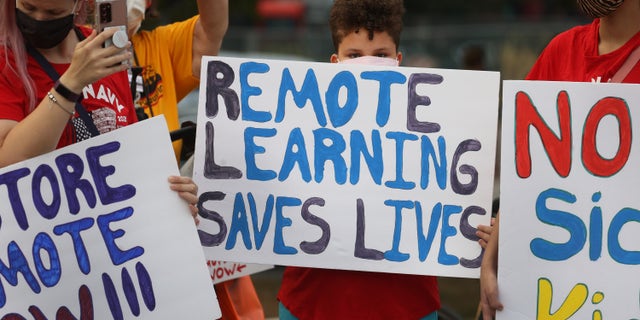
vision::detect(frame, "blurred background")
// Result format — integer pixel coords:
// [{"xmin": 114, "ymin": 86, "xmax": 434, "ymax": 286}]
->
[
  {"xmin": 151, "ymin": 1, "xmax": 589, "ymax": 319},
  {"xmin": 147, "ymin": 0, "xmax": 589, "ymax": 78}
]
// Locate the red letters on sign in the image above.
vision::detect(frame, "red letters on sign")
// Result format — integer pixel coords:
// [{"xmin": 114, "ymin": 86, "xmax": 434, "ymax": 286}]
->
[
  {"xmin": 515, "ymin": 90, "xmax": 631, "ymax": 179},
  {"xmin": 581, "ymin": 97, "xmax": 631, "ymax": 177},
  {"xmin": 515, "ymin": 90, "xmax": 572, "ymax": 178}
]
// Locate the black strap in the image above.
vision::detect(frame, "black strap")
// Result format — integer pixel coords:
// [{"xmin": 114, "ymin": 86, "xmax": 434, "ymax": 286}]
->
[
  {"xmin": 26, "ymin": 27, "xmax": 100, "ymax": 137},
  {"xmin": 131, "ymin": 49, "xmax": 154, "ymax": 117},
  {"xmin": 130, "ymin": 66, "xmax": 143, "ymax": 104}
]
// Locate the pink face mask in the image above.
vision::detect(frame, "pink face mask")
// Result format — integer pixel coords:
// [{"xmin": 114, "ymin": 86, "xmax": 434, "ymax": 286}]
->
[{"xmin": 338, "ymin": 56, "xmax": 399, "ymax": 66}]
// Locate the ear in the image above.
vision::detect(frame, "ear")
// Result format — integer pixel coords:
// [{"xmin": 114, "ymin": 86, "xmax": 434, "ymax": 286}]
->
[
  {"xmin": 330, "ymin": 53, "xmax": 339, "ymax": 64},
  {"xmin": 396, "ymin": 52, "xmax": 403, "ymax": 65}
]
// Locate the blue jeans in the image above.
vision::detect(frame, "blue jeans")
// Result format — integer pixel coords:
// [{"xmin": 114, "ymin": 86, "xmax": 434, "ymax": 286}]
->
[{"xmin": 278, "ymin": 302, "xmax": 438, "ymax": 320}]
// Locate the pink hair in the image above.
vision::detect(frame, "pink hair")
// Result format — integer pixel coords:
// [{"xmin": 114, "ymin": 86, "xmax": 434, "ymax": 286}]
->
[{"xmin": 1, "ymin": 0, "xmax": 87, "ymax": 111}]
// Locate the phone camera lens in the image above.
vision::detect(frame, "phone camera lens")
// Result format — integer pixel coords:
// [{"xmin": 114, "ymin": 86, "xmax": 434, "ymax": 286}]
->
[{"xmin": 99, "ymin": 3, "xmax": 112, "ymax": 23}]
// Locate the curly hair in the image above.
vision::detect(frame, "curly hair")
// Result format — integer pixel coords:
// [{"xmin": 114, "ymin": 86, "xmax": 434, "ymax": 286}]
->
[{"xmin": 329, "ymin": 0, "xmax": 405, "ymax": 52}]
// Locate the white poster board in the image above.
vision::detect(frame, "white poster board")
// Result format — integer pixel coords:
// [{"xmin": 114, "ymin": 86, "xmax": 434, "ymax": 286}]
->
[
  {"xmin": 0, "ymin": 116, "xmax": 220, "ymax": 319},
  {"xmin": 499, "ymin": 81, "xmax": 640, "ymax": 319},
  {"xmin": 194, "ymin": 56, "xmax": 500, "ymax": 278}
]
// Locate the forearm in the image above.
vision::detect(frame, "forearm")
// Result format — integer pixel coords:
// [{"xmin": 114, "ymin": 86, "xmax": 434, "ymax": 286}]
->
[
  {"xmin": 192, "ymin": 0, "xmax": 229, "ymax": 77},
  {"xmin": 480, "ymin": 212, "xmax": 503, "ymax": 318},
  {"xmin": 0, "ymin": 65, "xmax": 93, "ymax": 168},
  {"xmin": 197, "ymin": 0, "xmax": 228, "ymax": 51},
  {"xmin": 0, "ymin": 90, "xmax": 75, "ymax": 167}
]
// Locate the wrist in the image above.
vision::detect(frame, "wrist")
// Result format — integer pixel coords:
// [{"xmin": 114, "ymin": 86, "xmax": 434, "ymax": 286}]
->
[
  {"xmin": 54, "ymin": 79, "xmax": 82, "ymax": 102},
  {"xmin": 47, "ymin": 91, "xmax": 76, "ymax": 117}
]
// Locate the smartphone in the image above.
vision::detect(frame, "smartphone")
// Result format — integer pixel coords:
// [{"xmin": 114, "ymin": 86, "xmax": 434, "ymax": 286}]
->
[{"xmin": 94, "ymin": 0, "xmax": 128, "ymax": 48}]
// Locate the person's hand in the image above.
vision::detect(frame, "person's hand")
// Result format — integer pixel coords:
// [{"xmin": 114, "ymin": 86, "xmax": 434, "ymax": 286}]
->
[
  {"xmin": 480, "ymin": 262, "xmax": 503, "ymax": 319},
  {"xmin": 476, "ymin": 217, "xmax": 496, "ymax": 249},
  {"xmin": 168, "ymin": 175, "xmax": 200, "ymax": 225},
  {"xmin": 59, "ymin": 29, "xmax": 132, "ymax": 94}
]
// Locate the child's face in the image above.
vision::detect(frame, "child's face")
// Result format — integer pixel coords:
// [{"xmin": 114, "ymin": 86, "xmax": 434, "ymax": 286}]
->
[{"xmin": 331, "ymin": 29, "xmax": 402, "ymax": 64}]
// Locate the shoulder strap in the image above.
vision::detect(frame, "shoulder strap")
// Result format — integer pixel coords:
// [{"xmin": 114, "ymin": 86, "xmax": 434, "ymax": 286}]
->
[
  {"xmin": 611, "ymin": 45, "xmax": 640, "ymax": 83},
  {"xmin": 26, "ymin": 27, "xmax": 100, "ymax": 137}
]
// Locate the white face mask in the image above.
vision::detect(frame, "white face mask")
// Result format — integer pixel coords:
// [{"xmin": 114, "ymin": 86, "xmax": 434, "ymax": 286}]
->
[
  {"xmin": 126, "ymin": 0, "xmax": 146, "ymax": 36},
  {"xmin": 338, "ymin": 56, "xmax": 399, "ymax": 66},
  {"xmin": 126, "ymin": 0, "xmax": 147, "ymax": 15},
  {"xmin": 127, "ymin": 9, "xmax": 143, "ymax": 37}
]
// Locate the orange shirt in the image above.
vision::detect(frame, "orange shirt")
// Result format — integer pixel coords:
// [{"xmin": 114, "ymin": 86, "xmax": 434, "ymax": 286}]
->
[{"xmin": 131, "ymin": 16, "xmax": 200, "ymax": 162}]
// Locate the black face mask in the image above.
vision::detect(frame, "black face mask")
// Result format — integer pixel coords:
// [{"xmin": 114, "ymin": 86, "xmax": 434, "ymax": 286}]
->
[
  {"xmin": 576, "ymin": 0, "xmax": 624, "ymax": 18},
  {"xmin": 15, "ymin": 9, "xmax": 74, "ymax": 49}
]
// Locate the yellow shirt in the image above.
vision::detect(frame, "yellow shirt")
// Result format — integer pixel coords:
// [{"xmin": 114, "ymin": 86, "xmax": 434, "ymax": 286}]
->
[{"xmin": 131, "ymin": 16, "xmax": 200, "ymax": 162}]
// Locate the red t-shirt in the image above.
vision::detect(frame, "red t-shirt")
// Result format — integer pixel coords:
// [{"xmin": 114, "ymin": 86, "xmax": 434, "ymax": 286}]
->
[
  {"xmin": 0, "ymin": 26, "xmax": 136, "ymax": 149},
  {"xmin": 526, "ymin": 19, "xmax": 640, "ymax": 83},
  {"xmin": 278, "ymin": 266, "xmax": 440, "ymax": 319}
]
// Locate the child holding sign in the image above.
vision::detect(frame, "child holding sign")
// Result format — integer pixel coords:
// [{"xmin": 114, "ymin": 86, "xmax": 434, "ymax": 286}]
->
[
  {"xmin": 276, "ymin": 0, "xmax": 492, "ymax": 318},
  {"xmin": 480, "ymin": 0, "xmax": 640, "ymax": 319}
]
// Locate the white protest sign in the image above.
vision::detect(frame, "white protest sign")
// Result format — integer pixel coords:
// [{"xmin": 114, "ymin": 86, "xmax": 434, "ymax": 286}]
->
[
  {"xmin": 499, "ymin": 81, "xmax": 640, "ymax": 319},
  {"xmin": 193, "ymin": 56, "xmax": 500, "ymax": 278},
  {"xmin": 0, "ymin": 116, "xmax": 220, "ymax": 319}
]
